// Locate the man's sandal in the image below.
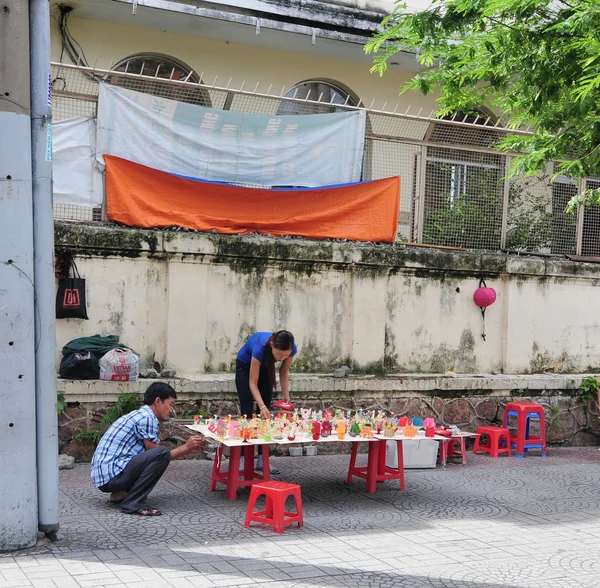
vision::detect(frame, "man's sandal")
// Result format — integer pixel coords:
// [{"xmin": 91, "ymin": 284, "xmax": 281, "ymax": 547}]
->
[{"xmin": 135, "ymin": 508, "xmax": 162, "ymax": 517}]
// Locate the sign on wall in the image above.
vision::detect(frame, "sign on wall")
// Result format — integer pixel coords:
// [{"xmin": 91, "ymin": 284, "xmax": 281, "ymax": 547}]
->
[{"xmin": 96, "ymin": 83, "xmax": 366, "ymax": 187}]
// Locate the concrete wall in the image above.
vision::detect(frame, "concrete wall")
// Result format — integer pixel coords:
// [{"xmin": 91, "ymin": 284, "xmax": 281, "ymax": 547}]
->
[{"xmin": 55, "ymin": 223, "xmax": 600, "ymax": 376}]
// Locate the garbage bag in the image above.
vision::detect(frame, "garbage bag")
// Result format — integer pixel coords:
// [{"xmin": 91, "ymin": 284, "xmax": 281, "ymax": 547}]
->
[{"xmin": 59, "ymin": 351, "xmax": 100, "ymax": 380}]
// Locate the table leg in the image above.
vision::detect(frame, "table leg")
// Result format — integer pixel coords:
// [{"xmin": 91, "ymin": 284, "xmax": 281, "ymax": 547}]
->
[
  {"xmin": 261, "ymin": 445, "xmax": 271, "ymax": 482},
  {"xmin": 226, "ymin": 446, "xmax": 241, "ymax": 500},
  {"xmin": 396, "ymin": 440, "xmax": 405, "ymax": 490},
  {"xmin": 346, "ymin": 442, "xmax": 359, "ymax": 485},
  {"xmin": 377, "ymin": 439, "xmax": 387, "ymax": 476},
  {"xmin": 441, "ymin": 439, "xmax": 448, "ymax": 468},
  {"xmin": 459, "ymin": 437, "xmax": 467, "ymax": 465},
  {"xmin": 243, "ymin": 445, "xmax": 254, "ymax": 480},
  {"xmin": 365, "ymin": 441, "xmax": 379, "ymax": 493}
]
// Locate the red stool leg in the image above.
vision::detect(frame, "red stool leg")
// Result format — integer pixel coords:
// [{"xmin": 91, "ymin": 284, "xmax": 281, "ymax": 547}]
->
[
  {"xmin": 489, "ymin": 431, "xmax": 499, "ymax": 458},
  {"xmin": 540, "ymin": 411, "xmax": 547, "ymax": 455},
  {"xmin": 292, "ymin": 487, "xmax": 304, "ymax": 528},
  {"xmin": 473, "ymin": 435, "xmax": 482, "ymax": 455},
  {"xmin": 244, "ymin": 486, "xmax": 261, "ymax": 527},
  {"xmin": 272, "ymin": 492, "xmax": 286, "ymax": 533},
  {"xmin": 502, "ymin": 431, "xmax": 511, "ymax": 456},
  {"xmin": 516, "ymin": 413, "xmax": 527, "ymax": 457}
]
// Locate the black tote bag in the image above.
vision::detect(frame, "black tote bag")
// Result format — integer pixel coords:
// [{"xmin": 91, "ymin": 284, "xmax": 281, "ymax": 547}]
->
[{"xmin": 56, "ymin": 259, "xmax": 89, "ymax": 319}]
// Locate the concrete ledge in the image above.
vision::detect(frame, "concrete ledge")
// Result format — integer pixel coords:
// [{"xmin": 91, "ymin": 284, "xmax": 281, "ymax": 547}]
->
[{"xmin": 59, "ymin": 373, "xmax": 588, "ymax": 402}]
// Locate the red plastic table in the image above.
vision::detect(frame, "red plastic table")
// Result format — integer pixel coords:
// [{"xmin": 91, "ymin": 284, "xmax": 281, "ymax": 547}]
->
[
  {"xmin": 346, "ymin": 438, "xmax": 405, "ymax": 492},
  {"xmin": 438, "ymin": 432, "xmax": 479, "ymax": 467},
  {"xmin": 208, "ymin": 438, "xmax": 273, "ymax": 500}
]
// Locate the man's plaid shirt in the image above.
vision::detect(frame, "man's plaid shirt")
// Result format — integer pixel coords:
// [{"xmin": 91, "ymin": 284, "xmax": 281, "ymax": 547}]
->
[{"xmin": 91, "ymin": 405, "xmax": 160, "ymax": 487}]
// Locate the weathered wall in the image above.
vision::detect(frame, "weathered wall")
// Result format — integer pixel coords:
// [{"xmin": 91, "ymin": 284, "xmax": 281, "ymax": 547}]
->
[{"xmin": 55, "ymin": 223, "xmax": 600, "ymax": 375}]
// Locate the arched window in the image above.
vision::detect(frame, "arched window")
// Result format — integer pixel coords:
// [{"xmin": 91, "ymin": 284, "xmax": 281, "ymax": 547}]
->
[
  {"xmin": 277, "ymin": 79, "xmax": 359, "ymax": 115},
  {"xmin": 110, "ymin": 53, "xmax": 210, "ymax": 107}
]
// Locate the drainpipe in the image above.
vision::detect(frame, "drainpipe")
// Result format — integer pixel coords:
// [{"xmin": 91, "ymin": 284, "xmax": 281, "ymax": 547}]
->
[{"xmin": 30, "ymin": 0, "xmax": 60, "ymax": 538}]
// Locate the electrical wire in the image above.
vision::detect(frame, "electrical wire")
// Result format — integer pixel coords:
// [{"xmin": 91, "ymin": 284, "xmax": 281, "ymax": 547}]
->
[
  {"xmin": 58, "ymin": 6, "xmax": 88, "ymax": 67},
  {"xmin": 56, "ymin": 5, "xmax": 100, "ymax": 83},
  {"xmin": 0, "ymin": 95, "xmax": 47, "ymax": 120},
  {"xmin": 4, "ymin": 260, "xmax": 41, "ymax": 352}
]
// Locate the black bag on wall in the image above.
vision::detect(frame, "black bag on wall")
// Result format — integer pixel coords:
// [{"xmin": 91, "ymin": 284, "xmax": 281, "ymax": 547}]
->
[{"xmin": 56, "ymin": 260, "xmax": 89, "ymax": 320}]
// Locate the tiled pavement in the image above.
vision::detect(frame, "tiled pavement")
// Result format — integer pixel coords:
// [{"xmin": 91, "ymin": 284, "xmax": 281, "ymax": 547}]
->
[{"xmin": 2, "ymin": 447, "xmax": 600, "ymax": 587}]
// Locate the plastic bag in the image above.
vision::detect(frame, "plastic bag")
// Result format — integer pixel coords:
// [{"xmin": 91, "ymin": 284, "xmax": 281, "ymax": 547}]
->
[
  {"xmin": 99, "ymin": 348, "xmax": 139, "ymax": 382},
  {"xmin": 59, "ymin": 351, "xmax": 100, "ymax": 380}
]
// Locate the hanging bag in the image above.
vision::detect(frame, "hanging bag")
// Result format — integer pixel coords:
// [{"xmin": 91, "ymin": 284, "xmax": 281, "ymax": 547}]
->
[{"xmin": 56, "ymin": 259, "xmax": 89, "ymax": 320}]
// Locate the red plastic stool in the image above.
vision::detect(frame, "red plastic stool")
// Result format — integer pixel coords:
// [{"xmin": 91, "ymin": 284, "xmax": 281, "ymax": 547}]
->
[
  {"xmin": 503, "ymin": 402, "xmax": 547, "ymax": 458},
  {"xmin": 473, "ymin": 427, "xmax": 511, "ymax": 458},
  {"xmin": 244, "ymin": 481, "xmax": 303, "ymax": 534}
]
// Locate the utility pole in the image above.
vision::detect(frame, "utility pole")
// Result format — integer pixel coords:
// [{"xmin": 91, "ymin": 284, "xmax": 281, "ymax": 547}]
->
[
  {"xmin": 31, "ymin": 0, "xmax": 60, "ymax": 540},
  {"xmin": 0, "ymin": 0, "xmax": 39, "ymax": 551}
]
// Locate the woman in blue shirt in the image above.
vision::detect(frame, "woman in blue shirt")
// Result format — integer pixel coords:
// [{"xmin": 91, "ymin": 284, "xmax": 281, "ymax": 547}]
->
[
  {"xmin": 236, "ymin": 330, "xmax": 297, "ymax": 420},
  {"xmin": 236, "ymin": 330, "xmax": 297, "ymax": 473}
]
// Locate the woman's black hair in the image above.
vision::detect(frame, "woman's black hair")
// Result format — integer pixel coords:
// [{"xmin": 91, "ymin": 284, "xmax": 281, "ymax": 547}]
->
[
  {"xmin": 144, "ymin": 382, "xmax": 177, "ymax": 406},
  {"xmin": 265, "ymin": 330, "xmax": 295, "ymax": 385}
]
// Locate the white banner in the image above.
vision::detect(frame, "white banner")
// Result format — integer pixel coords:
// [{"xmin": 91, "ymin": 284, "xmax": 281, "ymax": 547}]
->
[
  {"xmin": 53, "ymin": 116, "xmax": 103, "ymax": 207},
  {"xmin": 96, "ymin": 83, "xmax": 366, "ymax": 187}
]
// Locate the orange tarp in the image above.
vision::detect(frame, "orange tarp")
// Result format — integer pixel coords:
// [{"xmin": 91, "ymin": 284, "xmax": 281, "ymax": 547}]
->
[{"xmin": 105, "ymin": 155, "xmax": 400, "ymax": 243}]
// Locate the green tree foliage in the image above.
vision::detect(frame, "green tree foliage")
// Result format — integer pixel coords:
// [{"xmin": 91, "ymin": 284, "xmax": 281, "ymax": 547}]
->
[{"xmin": 365, "ymin": 0, "xmax": 600, "ymax": 208}]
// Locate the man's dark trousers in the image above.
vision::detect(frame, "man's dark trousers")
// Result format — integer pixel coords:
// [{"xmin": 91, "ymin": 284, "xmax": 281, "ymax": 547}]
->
[{"xmin": 100, "ymin": 446, "xmax": 171, "ymax": 513}]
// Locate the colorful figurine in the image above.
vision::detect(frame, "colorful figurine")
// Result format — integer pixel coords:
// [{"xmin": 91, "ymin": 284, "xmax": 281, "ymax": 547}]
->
[{"xmin": 312, "ymin": 421, "xmax": 321, "ymax": 440}]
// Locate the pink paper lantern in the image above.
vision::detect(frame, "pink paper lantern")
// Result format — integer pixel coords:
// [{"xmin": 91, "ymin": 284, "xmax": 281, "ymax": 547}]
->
[{"xmin": 473, "ymin": 287, "xmax": 496, "ymax": 308}]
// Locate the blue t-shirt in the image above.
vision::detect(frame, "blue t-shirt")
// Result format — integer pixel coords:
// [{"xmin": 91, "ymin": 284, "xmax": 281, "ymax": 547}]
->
[{"xmin": 237, "ymin": 332, "xmax": 298, "ymax": 366}]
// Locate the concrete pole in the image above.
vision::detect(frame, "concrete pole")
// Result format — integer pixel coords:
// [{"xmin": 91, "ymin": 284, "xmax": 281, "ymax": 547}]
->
[
  {"xmin": 0, "ymin": 0, "xmax": 39, "ymax": 551},
  {"xmin": 30, "ymin": 0, "xmax": 60, "ymax": 538}
]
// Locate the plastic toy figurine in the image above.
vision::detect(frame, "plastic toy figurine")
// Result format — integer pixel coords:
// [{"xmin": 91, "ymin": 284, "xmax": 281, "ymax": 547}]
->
[
  {"xmin": 403, "ymin": 424, "xmax": 416, "ymax": 437},
  {"xmin": 287, "ymin": 423, "xmax": 298, "ymax": 441},
  {"xmin": 336, "ymin": 421, "xmax": 347, "ymax": 440},
  {"xmin": 383, "ymin": 419, "xmax": 395, "ymax": 438},
  {"xmin": 227, "ymin": 420, "xmax": 239, "ymax": 440},
  {"xmin": 360, "ymin": 425, "xmax": 374, "ymax": 439},
  {"xmin": 312, "ymin": 420, "xmax": 321, "ymax": 441},
  {"xmin": 216, "ymin": 418, "xmax": 227, "ymax": 440}
]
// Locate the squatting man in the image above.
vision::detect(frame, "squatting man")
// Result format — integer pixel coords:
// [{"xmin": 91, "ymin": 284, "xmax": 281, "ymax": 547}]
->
[{"xmin": 91, "ymin": 382, "xmax": 204, "ymax": 516}]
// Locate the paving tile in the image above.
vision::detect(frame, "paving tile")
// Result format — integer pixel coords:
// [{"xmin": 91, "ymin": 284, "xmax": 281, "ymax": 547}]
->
[{"xmin": 5, "ymin": 449, "xmax": 600, "ymax": 588}]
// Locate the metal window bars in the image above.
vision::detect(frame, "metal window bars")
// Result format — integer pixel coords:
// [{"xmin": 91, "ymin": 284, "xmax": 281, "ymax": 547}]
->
[{"xmin": 51, "ymin": 61, "xmax": 587, "ymax": 255}]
